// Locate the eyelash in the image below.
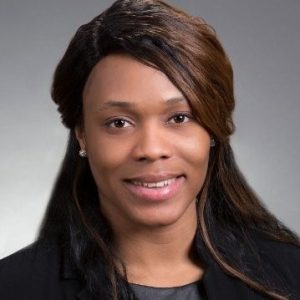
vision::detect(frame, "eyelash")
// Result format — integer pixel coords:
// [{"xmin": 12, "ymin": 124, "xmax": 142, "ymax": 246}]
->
[
  {"xmin": 105, "ymin": 112, "xmax": 194, "ymax": 129},
  {"xmin": 169, "ymin": 112, "xmax": 194, "ymax": 124},
  {"xmin": 106, "ymin": 118, "xmax": 131, "ymax": 129}
]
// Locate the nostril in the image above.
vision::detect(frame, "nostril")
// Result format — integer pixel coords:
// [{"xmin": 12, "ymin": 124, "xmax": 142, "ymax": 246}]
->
[
  {"xmin": 135, "ymin": 154, "xmax": 170, "ymax": 162},
  {"xmin": 132, "ymin": 139, "xmax": 172, "ymax": 161},
  {"xmin": 137, "ymin": 157, "xmax": 147, "ymax": 162}
]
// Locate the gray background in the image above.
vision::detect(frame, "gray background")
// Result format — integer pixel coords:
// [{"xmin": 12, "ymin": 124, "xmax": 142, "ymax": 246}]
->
[{"xmin": 0, "ymin": 0, "xmax": 299, "ymax": 259}]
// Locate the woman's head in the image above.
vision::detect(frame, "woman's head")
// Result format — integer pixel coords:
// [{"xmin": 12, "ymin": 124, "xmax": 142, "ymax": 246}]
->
[
  {"xmin": 52, "ymin": 0, "xmax": 234, "ymax": 227},
  {"xmin": 50, "ymin": 0, "xmax": 235, "ymax": 230}
]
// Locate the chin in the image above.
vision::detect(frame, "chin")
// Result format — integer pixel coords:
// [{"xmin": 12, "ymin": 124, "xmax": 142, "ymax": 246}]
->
[{"xmin": 131, "ymin": 205, "xmax": 194, "ymax": 228}]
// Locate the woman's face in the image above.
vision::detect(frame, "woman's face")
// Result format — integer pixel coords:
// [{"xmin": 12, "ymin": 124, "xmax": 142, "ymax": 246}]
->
[{"xmin": 76, "ymin": 54, "xmax": 211, "ymax": 229}]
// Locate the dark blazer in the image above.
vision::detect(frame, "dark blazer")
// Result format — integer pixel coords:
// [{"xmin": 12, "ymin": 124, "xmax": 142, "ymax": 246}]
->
[{"xmin": 0, "ymin": 232, "xmax": 299, "ymax": 300}]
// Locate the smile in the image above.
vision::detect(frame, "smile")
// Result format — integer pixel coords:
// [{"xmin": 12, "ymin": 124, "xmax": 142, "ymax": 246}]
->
[
  {"xmin": 130, "ymin": 178, "xmax": 176, "ymax": 188},
  {"xmin": 124, "ymin": 175, "xmax": 185, "ymax": 202}
]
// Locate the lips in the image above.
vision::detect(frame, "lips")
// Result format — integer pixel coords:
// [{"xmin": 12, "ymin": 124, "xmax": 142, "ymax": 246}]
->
[{"xmin": 124, "ymin": 174, "xmax": 185, "ymax": 202}]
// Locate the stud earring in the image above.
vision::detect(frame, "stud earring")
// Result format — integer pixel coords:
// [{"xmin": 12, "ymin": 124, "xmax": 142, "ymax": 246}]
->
[
  {"xmin": 79, "ymin": 149, "xmax": 87, "ymax": 157},
  {"xmin": 210, "ymin": 138, "xmax": 216, "ymax": 147}
]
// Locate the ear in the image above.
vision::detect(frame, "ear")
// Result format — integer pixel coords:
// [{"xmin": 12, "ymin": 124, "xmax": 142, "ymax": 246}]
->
[{"xmin": 75, "ymin": 125, "xmax": 86, "ymax": 151}]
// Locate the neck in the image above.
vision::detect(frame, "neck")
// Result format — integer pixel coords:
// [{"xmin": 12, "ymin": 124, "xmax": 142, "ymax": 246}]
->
[{"xmin": 111, "ymin": 203, "xmax": 204, "ymax": 286}]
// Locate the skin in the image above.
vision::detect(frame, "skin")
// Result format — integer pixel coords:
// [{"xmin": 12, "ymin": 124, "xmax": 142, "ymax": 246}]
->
[{"xmin": 76, "ymin": 53, "xmax": 211, "ymax": 286}]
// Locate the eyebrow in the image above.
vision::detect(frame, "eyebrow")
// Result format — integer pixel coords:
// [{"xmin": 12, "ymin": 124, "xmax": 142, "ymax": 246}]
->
[{"xmin": 96, "ymin": 96, "xmax": 187, "ymax": 111}]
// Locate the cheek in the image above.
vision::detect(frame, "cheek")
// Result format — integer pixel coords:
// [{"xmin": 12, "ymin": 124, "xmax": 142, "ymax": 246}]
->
[
  {"xmin": 86, "ymin": 135, "xmax": 129, "ymax": 184},
  {"xmin": 180, "ymin": 130, "xmax": 211, "ymax": 168},
  {"xmin": 185, "ymin": 154, "xmax": 209, "ymax": 201},
  {"xmin": 179, "ymin": 130, "xmax": 211, "ymax": 194}
]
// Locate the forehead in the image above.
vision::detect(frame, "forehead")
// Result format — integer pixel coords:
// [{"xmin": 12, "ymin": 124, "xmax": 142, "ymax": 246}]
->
[{"xmin": 82, "ymin": 54, "xmax": 185, "ymax": 108}]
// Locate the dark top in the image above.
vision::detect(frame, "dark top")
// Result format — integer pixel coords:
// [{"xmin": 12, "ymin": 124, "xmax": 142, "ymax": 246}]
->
[
  {"xmin": 0, "ymin": 230, "xmax": 299, "ymax": 300},
  {"xmin": 130, "ymin": 280, "xmax": 207, "ymax": 300}
]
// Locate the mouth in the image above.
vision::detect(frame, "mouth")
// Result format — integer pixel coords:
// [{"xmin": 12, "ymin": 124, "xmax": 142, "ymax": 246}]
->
[
  {"xmin": 123, "ymin": 174, "xmax": 185, "ymax": 202},
  {"xmin": 129, "ymin": 177, "xmax": 178, "ymax": 188}
]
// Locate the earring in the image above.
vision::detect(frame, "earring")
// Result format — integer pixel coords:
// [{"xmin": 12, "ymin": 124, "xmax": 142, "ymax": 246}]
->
[
  {"xmin": 79, "ymin": 149, "xmax": 87, "ymax": 157},
  {"xmin": 210, "ymin": 138, "xmax": 216, "ymax": 147}
]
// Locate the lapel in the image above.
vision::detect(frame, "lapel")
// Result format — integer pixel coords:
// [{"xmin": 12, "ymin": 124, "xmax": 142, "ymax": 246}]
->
[
  {"xmin": 76, "ymin": 289, "xmax": 93, "ymax": 300},
  {"xmin": 60, "ymin": 245, "xmax": 93, "ymax": 300},
  {"xmin": 201, "ymin": 262, "xmax": 266, "ymax": 300},
  {"xmin": 195, "ymin": 231, "xmax": 267, "ymax": 300},
  {"xmin": 61, "ymin": 244, "xmax": 111, "ymax": 300}
]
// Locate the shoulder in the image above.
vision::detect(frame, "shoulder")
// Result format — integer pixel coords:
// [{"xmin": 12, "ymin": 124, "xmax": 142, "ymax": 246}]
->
[
  {"xmin": 250, "ymin": 230, "xmax": 300, "ymax": 298},
  {"xmin": 251, "ymin": 230, "xmax": 300, "ymax": 264},
  {"xmin": 0, "ymin": 238, "xmax": 62, "ymax": 275},
  {"xmin": 0, "ymin": 239, "xmax": 68, "ymax": 299}
]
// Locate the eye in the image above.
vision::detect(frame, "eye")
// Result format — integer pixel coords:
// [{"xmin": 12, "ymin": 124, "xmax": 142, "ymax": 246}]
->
[
  {"xmin": 105, "ymin": 118, "xmax": 132, "ymax": 128},
  {"xmin": 168, "ymin": 112, "xmax": 193, "ymax": 124}
]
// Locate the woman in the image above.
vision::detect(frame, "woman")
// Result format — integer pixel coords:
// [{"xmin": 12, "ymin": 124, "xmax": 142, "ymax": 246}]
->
[{"xmin": 0, "ymin": 0, "xmax": 299, "ymax": 299}]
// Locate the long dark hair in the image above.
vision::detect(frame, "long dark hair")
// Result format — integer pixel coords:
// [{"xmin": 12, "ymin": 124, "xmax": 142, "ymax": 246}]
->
[{"xmin": 38, "ymin": 1, "xmax": 299, "ymax": 299}]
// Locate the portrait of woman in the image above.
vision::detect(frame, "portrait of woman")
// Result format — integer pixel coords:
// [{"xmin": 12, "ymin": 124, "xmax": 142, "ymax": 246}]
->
[{"xmin": 0, "ymin": 0, "xmax": 299, "ymax": 299}]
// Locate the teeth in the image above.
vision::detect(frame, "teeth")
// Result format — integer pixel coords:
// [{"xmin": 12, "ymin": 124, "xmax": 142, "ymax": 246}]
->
[{"xmin": 131, "ymin": 178, "xmax": 176, "ymax": 188}]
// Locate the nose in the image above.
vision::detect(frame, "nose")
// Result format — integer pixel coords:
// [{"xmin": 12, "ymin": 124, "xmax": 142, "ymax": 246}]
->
[{"xmin": 131, "ymin": 124, "xmax": 172, "ymax": 162}]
